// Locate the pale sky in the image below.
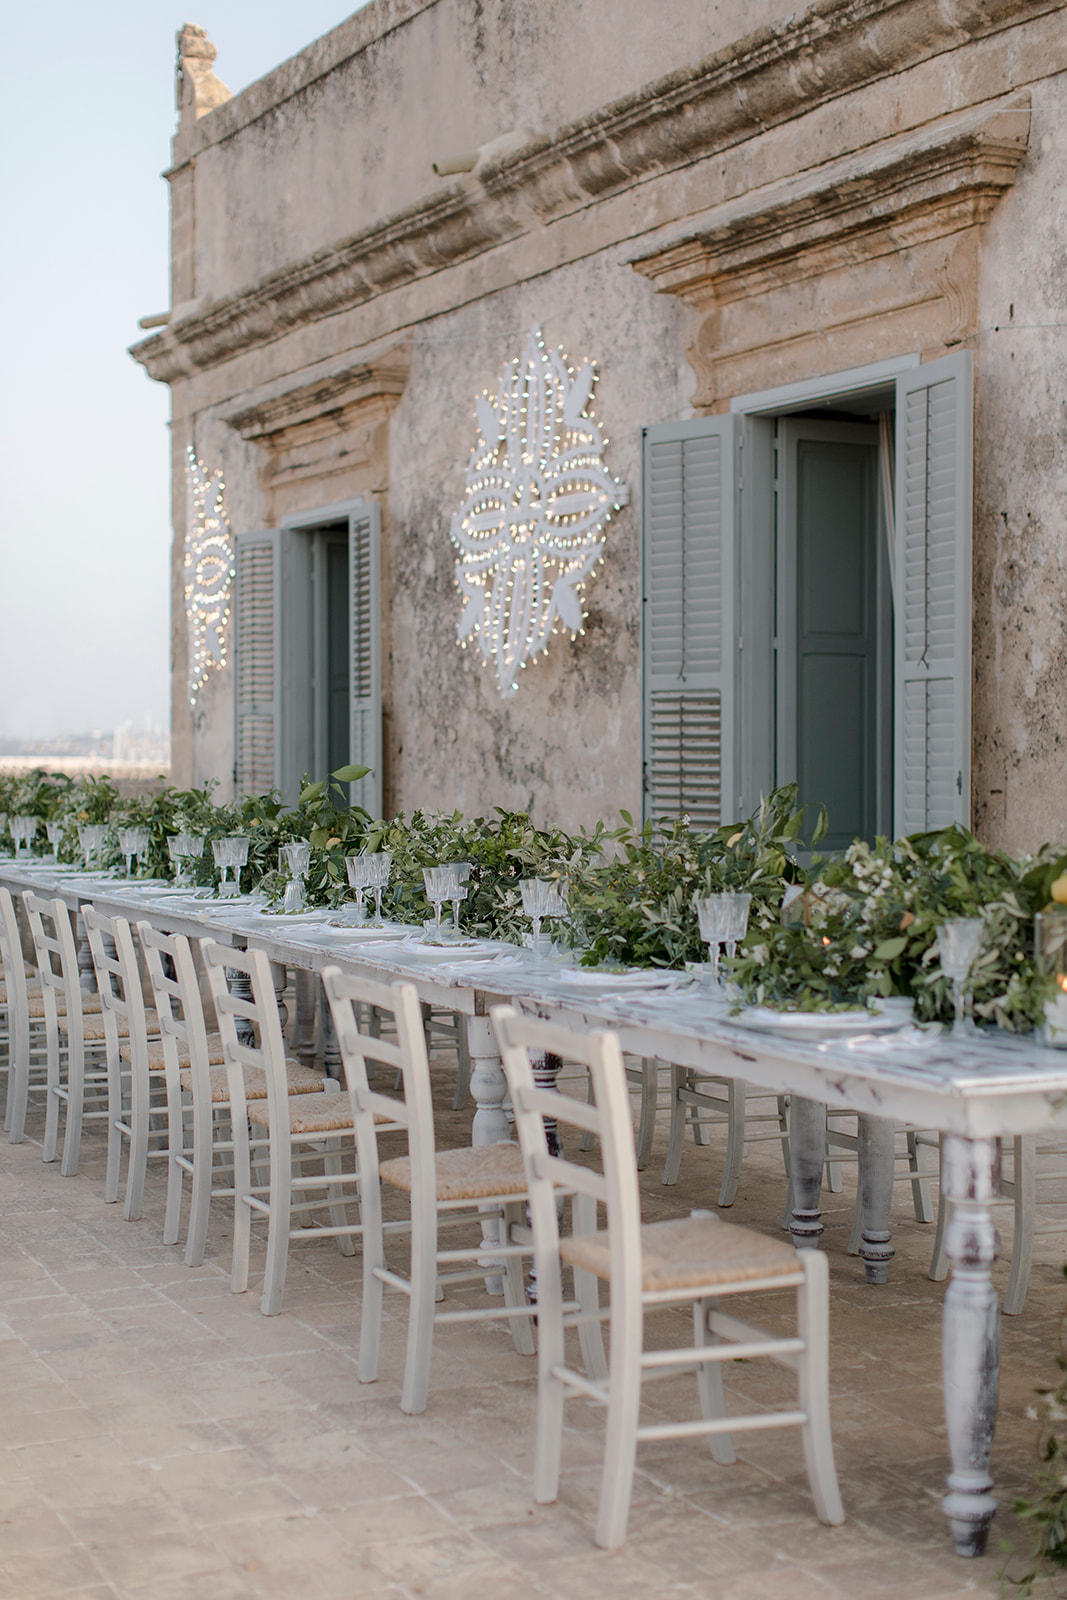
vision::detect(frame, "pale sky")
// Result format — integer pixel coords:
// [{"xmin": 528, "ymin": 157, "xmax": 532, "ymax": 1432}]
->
[{"xmin": 0, "ymin": 2, "xmax": 368, "ymax": 741}]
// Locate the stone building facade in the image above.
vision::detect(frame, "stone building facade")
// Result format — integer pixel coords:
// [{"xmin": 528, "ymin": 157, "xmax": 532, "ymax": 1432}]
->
[{"xmin": 131, "ymin": 0, "xmax": 1067, "ymax": 852}]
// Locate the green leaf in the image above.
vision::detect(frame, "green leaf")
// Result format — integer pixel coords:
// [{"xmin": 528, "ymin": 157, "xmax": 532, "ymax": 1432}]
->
[
  {"xmin": 330, "ymin": 764, "xmax": 371, "ymax": 784},
  {"xmin": 872, "ymin": 937, "xmax": 909, "ymax": 961},
  {"xmin": 299, "ymin": 781, "xmax": 324, "ymax": 805}
]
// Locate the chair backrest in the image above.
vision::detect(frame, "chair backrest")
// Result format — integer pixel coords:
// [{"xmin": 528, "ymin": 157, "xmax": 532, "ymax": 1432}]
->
[
  {"xmin": 199, "ymin": 939, "xmax": 292, "ymax": 1149},
  {"xmin": 23, "ymin": 891, "xmax": 82, "ymax": 1053},
  {"xmin": 0, "ymin": 886, "xmax": 29, "ymax": 1067},
  {"xmin": 137, "ymin": 921, "xmax": 213, "ymax": 1077},
  {"xmin": 491, "ymin": 1005, "xmax": 643, "ymax": 1306},
  {"xmin": 83, "ymin": 907, "xmax": 149, "ymax": 1067},
  {"xmin": 321, "ymin": 965, "xmax": 426, "ymax": 1189}
]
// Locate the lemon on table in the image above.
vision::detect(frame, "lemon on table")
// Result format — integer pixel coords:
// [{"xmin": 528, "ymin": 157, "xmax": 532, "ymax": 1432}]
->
[{"xmin": 1051, "ymin": 874, "xmax": 1067, "ymax": 905}]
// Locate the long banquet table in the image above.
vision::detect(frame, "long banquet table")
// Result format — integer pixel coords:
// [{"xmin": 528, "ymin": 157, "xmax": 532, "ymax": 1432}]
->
[{"xmin": 5, "ymin": 858, "xmax": 1067, "ymax": 1559}]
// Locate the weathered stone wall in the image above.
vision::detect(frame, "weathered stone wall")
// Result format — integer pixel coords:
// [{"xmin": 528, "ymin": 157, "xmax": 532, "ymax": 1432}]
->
[{"xmin": 135, "ymin": 0, "xmax": 1067, "ymax": 848}]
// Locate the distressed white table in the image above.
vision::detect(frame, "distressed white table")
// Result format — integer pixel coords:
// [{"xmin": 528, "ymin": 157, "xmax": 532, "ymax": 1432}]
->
[{"xmin": 4, "ymin": 861, "xmax": 1065, "ymax": 1557}]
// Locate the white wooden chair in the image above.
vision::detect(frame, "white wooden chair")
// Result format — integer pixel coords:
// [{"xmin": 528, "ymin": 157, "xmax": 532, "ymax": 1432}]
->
[
  {"xmin": 83, "ymin": 907, "xmax": 175, "ymax": 1219},
  {"xmin": 1, "ymin": 887, "xmax": 41, "ymax": 1144},
  {"xmin": 23, "ymin": 891, "xmax": 149, "ymax": 1180},
  {"xmin": 202, "ymin": 939, "xmax": 368, "ymax": 1314},
  {"xmin": 323, "ymin": 965, "xmax": 537, "ymax": 1415},
  {"xmin": 662, "ymin": 1069, "xmax": 791, "ymax": 1199},
  {"xmin": 492, "ymin": 1004, "xmax": 845, "ymax": 1551},
  {"xmin": 137, "ymin": 923, "xmax": 322, "ymax": 1267}
]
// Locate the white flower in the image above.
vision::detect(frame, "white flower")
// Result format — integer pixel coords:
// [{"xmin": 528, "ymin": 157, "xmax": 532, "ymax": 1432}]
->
[
  {"xmin": 751, "ymin": 944, "xmax": 769, "ymax": 967},
  {"xmin": 449, "ymin": 327, "xmax": 628, "ymax": 698}
]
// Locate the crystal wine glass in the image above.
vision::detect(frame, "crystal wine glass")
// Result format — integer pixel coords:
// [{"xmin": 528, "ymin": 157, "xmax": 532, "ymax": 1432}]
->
[
  {"xmin": 119, "ymin": 827, "xmax": 150, "ymax": 878},
  {"xmin": 694, "ymin": 893, "xmax": 751, "ymax": 990},
  {"xmin": 11, "ymin": 816, "xmax": 38, "ymax": 857},
  {"xmin": 422, "ymin": 866, "xmax": 454, "ymax": 938},
  {"xmin": 520, "ymin": 878, "xmax": 566, "ymax": 962},
  {"xmin": 282, "ymin": 842, "xmax": 311, "ymax": 913},
  {"xmin": 78, "ymin": 823, "xmax": 108, "ymax": 871},
  {"xmin": 937, "ymin": 917, "xmax": 984, "ymax": 1032},
  {"xmin": 368, "ymin": 852, "xmax": 393, "ymax": 925},
  {"xmin": 344, "ymin": 855, "xmax": 376, "ymax": 924},
  {"xmin": 45, "ymin": 820, "xmax": 62, "ymax": 863},
  {"xmin": 446, "ymin": 862, "xmax": 473, "ymax": 935}
]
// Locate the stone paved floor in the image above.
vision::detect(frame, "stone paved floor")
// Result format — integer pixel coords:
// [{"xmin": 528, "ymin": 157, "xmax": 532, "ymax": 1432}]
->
[{"xmin": 2, "ymin": 1053, "xmax": 1067, "ymax": 1600}]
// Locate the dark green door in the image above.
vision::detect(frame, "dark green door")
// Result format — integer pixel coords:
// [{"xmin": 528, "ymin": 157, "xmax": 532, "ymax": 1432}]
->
[{"xmin": 777, "ymin": 420, "xmax": 885, "ymax": 849}]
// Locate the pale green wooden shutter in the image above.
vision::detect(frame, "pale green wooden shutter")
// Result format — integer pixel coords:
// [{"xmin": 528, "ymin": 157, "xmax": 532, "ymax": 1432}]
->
[
  {"xmin": 233, "ymin": 528, "xmax": 281, "ymax": 798},
  {"xmin": 893, "ymin": 352, "xmax": 973, "ymax": 834},
  {"xmin": 348, "ymin": 503, "xmax": 382, "ymax": 817},
  {"xmin": 642, "ymin": 417, "xmax": 738, "ymax": 830}
]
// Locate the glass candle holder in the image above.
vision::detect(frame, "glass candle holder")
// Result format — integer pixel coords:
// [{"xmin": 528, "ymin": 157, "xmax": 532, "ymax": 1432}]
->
[{"xmin": 1036, "ymin": 910, "xmax": 1067, "ymax": 1048}]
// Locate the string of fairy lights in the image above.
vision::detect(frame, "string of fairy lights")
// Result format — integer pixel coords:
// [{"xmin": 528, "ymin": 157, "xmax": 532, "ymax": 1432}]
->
[
  {"xmin": 183, "ymin": 444, "xmax": 235, "ymax": 707},
  {"xmin": 449, "ymin": 326, "xmax": 628, "ymax": 699}
]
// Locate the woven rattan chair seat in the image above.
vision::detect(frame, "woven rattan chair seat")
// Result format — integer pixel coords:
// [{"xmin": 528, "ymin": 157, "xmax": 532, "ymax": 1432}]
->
[
  {"xmin": 59, "ymin": 1010, "xmax": 159, "ymax": 1040},
  {"xmin": 187, "ymin": 1059, "xmax": 323, "ymax": 1105},
  {"xmin": 121, "ymin": 1032, "xmax": 227, "ymax": 1069},
  {"xmin": 560, "ymin": 1214, "xmax": 801, "ymax": 1293},
  {"xmin": 380, "ymin": 1141, "xmax": 527, "ymax": 1201},
  {"xmin": 27, "ymin": 991, "xmax": 105, "ymax": 1018},
  {"xmin": 246, "ymin": 1088, "xmax": 372, "ymax": 1134}
]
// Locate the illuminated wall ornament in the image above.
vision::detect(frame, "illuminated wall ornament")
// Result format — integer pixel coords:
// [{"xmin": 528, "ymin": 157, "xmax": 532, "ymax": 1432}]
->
[
  {"xmin": 184, "ymin": 445, "xmax": 235, "ymax": 707},
  {"xmin": 449, "ymin": 325, "xmax": 628, "ymax": 698}
]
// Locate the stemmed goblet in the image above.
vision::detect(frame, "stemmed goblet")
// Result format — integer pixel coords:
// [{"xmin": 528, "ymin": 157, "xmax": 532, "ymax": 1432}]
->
[
  {"xmin": 344, "ymin": 855, "xmax": 376, "ymax": 924},
  {"xmin": 937, "ymin": 917, "xmax": 984, "ymax": 1032},
  {"xmin": 281, "ymin": 842, "xmax": 311, "ymax": 913},
  {"xmin": 119, "ymin": 828, "xmax": 150, "ymax": 878},
  {"xmin": 212, "ymin": 835, "xmax": 249, "ymax": 896},
  {"xmin": 368, "ymin": 853, "xmax": 393, "ymax": 925},
  {"xmin": 520, "ymin": 878, "xmax": 567, "ymax": 962},
  {"xmin": 11, "ymin": 816, "xmax": 38, "ymax": 857},
  {"xmin": 45, "ymin": 821, "xmax": 62, "ymax": 864},
  {"xmin": 78, "ymin": 823, "xmax": 108, "ymax": 872},
  {"xmin": 694, "ymin": 892, "xmax": 752, "ymax": 991},
  {"xmin": 422, "ymin": 866, "xmax": 454, "ymax": 939}
]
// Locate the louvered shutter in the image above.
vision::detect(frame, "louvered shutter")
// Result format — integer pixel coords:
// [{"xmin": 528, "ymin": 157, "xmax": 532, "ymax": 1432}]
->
[
  {"xmin": 348, "ymin": 503, "xmax": 382, "ymax": 817},
  {"xmin": 642, "ymin": 417, "xmax": 738, "ymax": 830},
  {"xmin": 233, "ymin": 529, "xmax": 281, "ymax": 798},
  {"xmin": 893, "ymin": 353, "xmax": 973, "ymax": 834}
]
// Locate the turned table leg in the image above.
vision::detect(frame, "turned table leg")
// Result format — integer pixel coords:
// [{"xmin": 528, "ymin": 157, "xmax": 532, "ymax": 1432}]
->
[
  {"xmin": 858, "ymin": 1113, "xmax": 896, "ymax": 1284},
  {"xmin": 940, "ymin": 1134, "xmax": 1001, "ymax": 1557},
  {"xmin": 75, "ymin": 911, "xmax": 97, "ymax": 993},
  {"xmin": 467, "ymin": 1014, "xmax": 510, "ymax": 1295},
  {"xmin": 294, "ymin": 969, "xmax": 318, "ymax": 1068},
  {"xmin": 789, "ymin": 1095, "xmax": 826, "ymax": 1249}
]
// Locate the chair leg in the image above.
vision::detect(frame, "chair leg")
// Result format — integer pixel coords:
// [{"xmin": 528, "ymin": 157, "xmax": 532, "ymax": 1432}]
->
[
  {"xmin": 595, "ymin": 1303, "xmax": 643, "ymax": 1550},
  {"xmin": 400, "ymin": 1195, "xmax": 439, "ymax": 1416},
  {"xmin": 847, "ymin": 1186, "xmax": 863, "ymax": 1256},
  {"xmin": 633, "ymin": 1058, "xmax": 657, "ymax": 1171},
  {"xmin": 322, "ymin": 1137, "xmax": 357, "ymax": 1256},
  {"xmin": 357, "ymin": 1160, "xmax": 386, "ymax": 1385},
  {"xmin": 123, "ymin": 1058, "xmax": 151, "ymax": 1221},
  {"xmin": 260, "ymin": 1145, "xmax": 294, "ymax": 1316},
  {"xmin": 572, "ymin": 1191, "xmax": 608, "ymax": 1381},
  {"xmin": 928, "ymin": 1134, "xmax": 950, "ymax": 1283},
  {"xmin": 500, "ymin": 1202, "xmax": 535, "ymax": 1356},
  {"xmin": 42, "ymin": 1029, "xmax": 61, "ymax": 1162},
  {"xmin": 185, "ymin": 1100, "xmax": 220, "ymax": 1266},
  {"xmin": 161, "ymin": 1081, "xmax": 188, "ymax": 1249},
  {"xmin": 7, "ymin": 1031, "xmax": 31, "ymax": 1146},
  {"xmin": 60, "ymin": 1038, "xmax": 86, "ymax": 1178},
  {"xmin": 1005, "ymin": 1134, "xmax": 1035, "ymax": 1316},
  {"xmin": 796, "ymin": 1252, "xmax": 845, "ymax": 1526},
  {"xmin": 662, "ymin": 1063, "xmax": 688, "ymax": 1185},
  {"xmin": 717, "ymin": 1080, "xmax": 747, "ymax": 1208},
  {"xmin": 907, "ymin": 1129, "xmax": 935, "ymax": 1224},
  {"xmin": 533, "ymin": 1222, "xmax": 568, "ymax": 1508},
  {"xmin": 693, "ymin": 1298, "xmax": 735, "ymax": 1464},
  {"xmin": 104, "ymin": 1049, "xmax": 127, "ymax": 1206},
  {"xmin": 229, "ymin": 1111, "xmax": 253, "ymax": 1295},
  {"xmin": 452, "ymin": 1014, "xmax": 471, "ymax": 1112}
]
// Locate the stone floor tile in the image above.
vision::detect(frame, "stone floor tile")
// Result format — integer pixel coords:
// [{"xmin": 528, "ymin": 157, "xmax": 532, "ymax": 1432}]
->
[{"xmin": 0, "ymin": 1542, "xmax": 109, "ymax": 1599}]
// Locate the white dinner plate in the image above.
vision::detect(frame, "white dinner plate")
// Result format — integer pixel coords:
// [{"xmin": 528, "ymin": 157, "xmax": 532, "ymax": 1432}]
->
[
  {"xmin": 557, "ymin": 967, "xmax": 682, "ymax": 989},
  {"xmin": 730, "ymin": 1007, "xmax": 905, "ymax": 1036}
]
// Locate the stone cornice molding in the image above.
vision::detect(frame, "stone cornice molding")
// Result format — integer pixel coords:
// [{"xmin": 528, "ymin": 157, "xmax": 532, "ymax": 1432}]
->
[
  {"xmin": 220, "ymin": 342, "xmax": 412, "ymax": 441},
  {"xmin": 628, "ymin": 98, "xmax": 1031, "ymax": 309},
  {"xmin": 131, "ymin": 0, "xmax": 1054, "ymax": 386}
]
